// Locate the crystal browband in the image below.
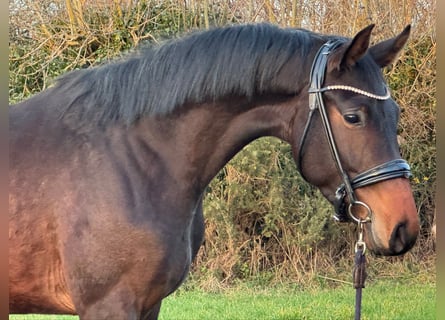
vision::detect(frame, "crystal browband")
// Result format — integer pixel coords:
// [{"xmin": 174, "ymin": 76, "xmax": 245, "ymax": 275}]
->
[{"xmin": 309, "ymin": 85, "xmax": 391, "ymax": 101}]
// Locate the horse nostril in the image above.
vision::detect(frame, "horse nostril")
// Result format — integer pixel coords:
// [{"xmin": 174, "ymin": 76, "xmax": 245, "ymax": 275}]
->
[{"xmin": 389, "ymin": 222, "xmax": 416, "ymax": 255}]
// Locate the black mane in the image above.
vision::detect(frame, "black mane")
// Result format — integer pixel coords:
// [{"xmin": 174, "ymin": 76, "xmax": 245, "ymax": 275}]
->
[{"xmin": 57, "ymin": 23, "xmax": 333, "ymax": 125}]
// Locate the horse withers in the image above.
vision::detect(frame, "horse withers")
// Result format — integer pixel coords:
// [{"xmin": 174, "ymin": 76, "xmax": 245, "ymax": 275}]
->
[{"xmin": 9, "ymin": 23, "xmax": 419, "ymax": 319}]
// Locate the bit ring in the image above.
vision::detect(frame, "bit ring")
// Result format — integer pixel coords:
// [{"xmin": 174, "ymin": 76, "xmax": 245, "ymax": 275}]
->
[{"xmin": 348, "ymin": 201, "xmax": 372, "ymax": 224}]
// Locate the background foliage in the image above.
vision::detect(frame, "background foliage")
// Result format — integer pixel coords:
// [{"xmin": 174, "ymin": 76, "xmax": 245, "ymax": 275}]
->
[{"xmin": 9, "ymin": 0, "xmax": 436, "ymax": 288}]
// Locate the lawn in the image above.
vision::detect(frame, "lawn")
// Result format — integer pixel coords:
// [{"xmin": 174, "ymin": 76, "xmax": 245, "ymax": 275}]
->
[{"xmin": 9, "ymin": 280, "xmax": 436, "ymax": 319}]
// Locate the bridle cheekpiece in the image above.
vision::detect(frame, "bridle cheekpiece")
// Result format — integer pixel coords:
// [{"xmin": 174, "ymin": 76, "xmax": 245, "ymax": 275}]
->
[{"xmin": 297, "ymin": 40, "xmax": 412, "ymax": 223}]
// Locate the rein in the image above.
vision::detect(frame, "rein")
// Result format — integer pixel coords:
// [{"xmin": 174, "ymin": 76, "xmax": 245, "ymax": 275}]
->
[{"xmin": 298, "ymin": 40, "xmax": 412, "ymax": 320}]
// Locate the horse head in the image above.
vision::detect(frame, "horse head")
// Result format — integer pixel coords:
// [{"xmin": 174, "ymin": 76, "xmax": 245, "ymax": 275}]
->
[{"xmin": 294, "ymin": 25, "xmax": 419, "ymax": 256}]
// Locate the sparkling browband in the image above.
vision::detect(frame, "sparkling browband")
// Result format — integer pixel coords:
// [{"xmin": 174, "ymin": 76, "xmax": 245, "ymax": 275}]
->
[{"xmin": 309, "ymin": 85, "xmax": 391, "ymax": 101}]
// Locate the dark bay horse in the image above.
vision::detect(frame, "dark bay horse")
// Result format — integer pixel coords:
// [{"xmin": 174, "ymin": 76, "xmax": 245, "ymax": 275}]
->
[{"xmin": 9, "ymin": 23, "xmax": 419, "ymax": 319}]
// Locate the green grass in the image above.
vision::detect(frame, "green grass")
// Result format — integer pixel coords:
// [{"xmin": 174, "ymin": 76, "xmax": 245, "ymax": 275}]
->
[{"xmin": 9, "ymin": 280, "xmax": 435, "ymax": 320}]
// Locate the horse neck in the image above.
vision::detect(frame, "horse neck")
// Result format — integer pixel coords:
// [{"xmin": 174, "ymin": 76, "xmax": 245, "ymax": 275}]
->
[{"xmin": 132, "ymin": 96, "xmax": 304, "ymax": 195}]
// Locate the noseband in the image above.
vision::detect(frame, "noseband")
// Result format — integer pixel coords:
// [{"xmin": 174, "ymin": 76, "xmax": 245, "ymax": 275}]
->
[{"xmin": 297, "ymin": 40, "xmax": 411, "ymax": 223}]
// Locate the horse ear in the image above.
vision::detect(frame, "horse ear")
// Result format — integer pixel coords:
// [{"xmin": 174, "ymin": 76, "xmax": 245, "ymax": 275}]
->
[
  {"xmin": 327, "ymin": 24, "xmax": 375, "ymax": 72},
  {"xmin": 369, "ymin": 25, "xmax": 411, "ymax": 68}
]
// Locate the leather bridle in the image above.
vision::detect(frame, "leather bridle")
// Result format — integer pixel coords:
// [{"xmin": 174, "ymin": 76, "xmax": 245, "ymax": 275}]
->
[{"xmin": 297, "ymin": 40, "xmax": 412, "ymax": 223}]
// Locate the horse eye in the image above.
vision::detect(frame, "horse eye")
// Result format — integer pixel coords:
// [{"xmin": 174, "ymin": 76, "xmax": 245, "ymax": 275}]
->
[{"xmin": 343, "ymin": 113, "xmax": 361, "ymax": 125}]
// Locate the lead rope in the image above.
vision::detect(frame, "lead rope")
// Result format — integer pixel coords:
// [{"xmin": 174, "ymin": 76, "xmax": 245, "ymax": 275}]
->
[{"xmin": 353, "ymin": 222, "xmax": 367, "ymax": 320}]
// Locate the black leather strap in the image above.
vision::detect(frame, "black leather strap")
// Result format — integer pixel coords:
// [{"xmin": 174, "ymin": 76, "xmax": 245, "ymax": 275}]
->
[
  {"xmin": 297, "ymin": 40, "xmax": 344, "ymax": 180},
  {"xmin": 350, "ymin": 159, "xmax": 411, "ymax": 189}
]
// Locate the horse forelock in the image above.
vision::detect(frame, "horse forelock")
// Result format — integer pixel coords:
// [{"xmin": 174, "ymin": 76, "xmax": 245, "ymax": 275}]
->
[{"xmin": 56, "ymin": 23, "xmax": 328, "ymax": 126}]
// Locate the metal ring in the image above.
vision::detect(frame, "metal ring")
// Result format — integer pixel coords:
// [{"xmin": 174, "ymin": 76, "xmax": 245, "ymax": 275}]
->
[{"xmin": 348, "ymin": 201, "xmax": 372, "ymax": 224}]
